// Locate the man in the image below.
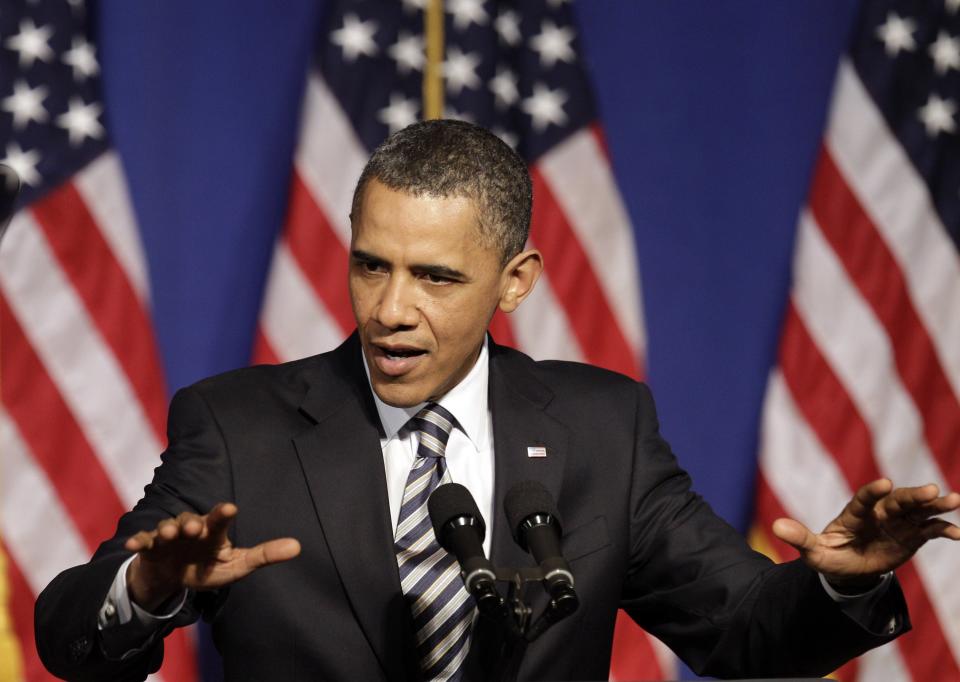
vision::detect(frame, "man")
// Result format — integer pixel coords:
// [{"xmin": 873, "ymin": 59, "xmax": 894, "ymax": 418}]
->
[{"xmin": 36, "ymin": 120, "xmax": 959, "ymax": 681}]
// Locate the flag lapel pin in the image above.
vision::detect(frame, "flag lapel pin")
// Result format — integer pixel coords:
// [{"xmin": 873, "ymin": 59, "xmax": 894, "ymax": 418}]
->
[{"xmin": 527, "ymin": 446, "xmax": 547, "ymax": 458}]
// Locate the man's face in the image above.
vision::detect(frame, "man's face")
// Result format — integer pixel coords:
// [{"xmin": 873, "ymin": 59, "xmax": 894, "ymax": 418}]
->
[{"xmin": 349, "ymin": 179, "xmax": 507, "ymax": 407}]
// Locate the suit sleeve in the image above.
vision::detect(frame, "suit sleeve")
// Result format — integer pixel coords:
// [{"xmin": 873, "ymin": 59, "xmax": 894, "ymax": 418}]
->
[
  {"xmin": 619, "ymin": 382, "xmax": 908, "ymax": 678},
  {"xmin": 34, "ymin": 385, "xmax": 233, "ymax": 681}
]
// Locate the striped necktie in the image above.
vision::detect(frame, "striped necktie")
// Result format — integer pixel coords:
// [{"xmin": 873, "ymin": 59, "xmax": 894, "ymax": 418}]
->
[{"xmin": 395, "ymin": 403, "xmax": 475, "ymax": 681}]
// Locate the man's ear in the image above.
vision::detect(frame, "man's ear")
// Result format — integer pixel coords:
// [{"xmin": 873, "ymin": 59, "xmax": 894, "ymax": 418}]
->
[{"xmin": 498, "ymin": 249, "xmax": 543, "ymax": 314}]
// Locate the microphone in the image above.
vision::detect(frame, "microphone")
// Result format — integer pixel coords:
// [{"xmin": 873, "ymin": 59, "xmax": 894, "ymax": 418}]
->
[
  {"xmin": 428, "ymin": 483, "xmax": 505, "ymax": 616},
  {"xmin": 503, "ymin": 481, "xmax": 579, "ymax": 617}
]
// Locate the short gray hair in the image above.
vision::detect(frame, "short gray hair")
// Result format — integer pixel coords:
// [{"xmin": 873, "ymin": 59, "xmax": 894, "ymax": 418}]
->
[{"xmin": 351, "ymin": 119, "xmax": 532, "ymax": 264}]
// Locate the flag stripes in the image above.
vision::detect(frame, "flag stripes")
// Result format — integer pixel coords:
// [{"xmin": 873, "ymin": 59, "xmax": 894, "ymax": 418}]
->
[
  {"xmin": 507, "ymin": 269, "xmax": 585, "ymax": 363},
  {"xmin": 529, "ymin": 168, "xmax": 639, "ymax": 378},
  {"xmin": 0, "ymin": 298, "xmax": 128, "ymax": 548},
  {"xmin": 0, "ymin": 213, "xmax": 162, "ymax": 508},
  {"xmin": 30, "ymin": 185, "xmax": 167, "ymax": 439},
  {"xmin": 0, "ymin": 163, "xmax": 196, "ymax": 678},
  {"xmin": 72, "ymin": 154, "xmax": 152, "ymax": 303},
  {"xmin": 537, "ymin": 127, "xmax": 646, "ymax": 357},
  {"xmin": 283, "ymin": 172, "xmax": 353, "ymax": 331},
  {"xmin": 809, "ymin": 150, "xmax": 960, "ymax": 493},
  {"xmin": 753, "ymin": 14, "xmax": 960, "ymax": 678},
  {"xmin": 0, "ymin": 410, "xmax": 91, "ymax": 596},
  {"xmin": 826, "ymin": 63, "xmax": 960, "ymax": 401}
]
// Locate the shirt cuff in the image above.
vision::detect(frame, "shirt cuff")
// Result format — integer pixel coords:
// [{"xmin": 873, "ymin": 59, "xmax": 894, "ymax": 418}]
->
[
  {"xmin": 819, "ymin": 571, "xmax": 892, "ymax": 602},
  {"xmin": 819, "ymin": 571, "xmax": 899, "ymax": 635},
  {"xmin": 97, "ymin": 555, "xmax": 189, "ymax": 660}
]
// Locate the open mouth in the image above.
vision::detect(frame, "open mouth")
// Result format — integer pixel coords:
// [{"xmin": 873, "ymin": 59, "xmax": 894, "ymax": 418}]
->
[
  {"xmin": 371, "ymin": 343, "xmax": 428, "ymax": 377},
  {"xmin": 381, "ymin": 347, "xmax": 426, "ymax": 360}
]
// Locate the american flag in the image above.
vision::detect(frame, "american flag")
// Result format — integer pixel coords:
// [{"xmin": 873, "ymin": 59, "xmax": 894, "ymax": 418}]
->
[
  {"xmin": 252, "ymin": 0, "xmax": 667, "ymax": 678},
  {"xmin": 751, "ymin": 1, "xmax": 960, "ymax": 681},
  {"xmin": 0, "ymin": 1, "xmax": 197, "ymax": 680}
]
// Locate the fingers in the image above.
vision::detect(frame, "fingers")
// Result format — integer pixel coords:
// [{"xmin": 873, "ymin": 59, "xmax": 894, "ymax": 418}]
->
[
  {"xmin": 880, "ymin": 485, "xmax": 960, "ymax": 527},
  {"xmin": 846, "ymin": 479, "xmax": 894, "ymax": 519},
  {"xmin": 205, "ymin": 502, "xmax": 238, "ymax": 543},
  {"xmin": 123, "ymin": 503, "xmax": 238, "ymax": 553},
  {"xmin": 886, "ymin": 483, "xmax": 940, "ymax": 512},
  {"xmin": 244, "ymin": 538, "xmax": 302, "ymax": 571},
  {"xmin": 124, "ymin": 529, "xmax": 156, "ymax": 552},
  {"xmin": 919, "ymin": 519, "xmax": 960, "ymax": 542},
  {"xmin": 847, "ymin": 480, "xmax": 959, "ymax": 520},
  {"xmin": 772, "ymin": 518, "xmax": 818, "ymax": 553}
]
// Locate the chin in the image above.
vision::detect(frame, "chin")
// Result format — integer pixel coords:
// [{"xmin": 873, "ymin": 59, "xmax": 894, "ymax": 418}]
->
[{"xmin": 371, "ymin": 381, "xmax": 430, "ymax": 408}]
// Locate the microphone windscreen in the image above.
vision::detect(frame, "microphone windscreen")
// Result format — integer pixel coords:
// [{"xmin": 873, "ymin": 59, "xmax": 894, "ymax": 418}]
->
[
  {"xmin": 428, "ymin": 482, "xmax": 486, "ymax": 542},
  {"xmin": 503, "ymin": 480, "xmax": 561, "ymax": 545}
]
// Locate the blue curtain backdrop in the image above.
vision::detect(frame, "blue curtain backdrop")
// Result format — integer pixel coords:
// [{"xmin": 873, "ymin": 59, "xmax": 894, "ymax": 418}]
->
[{"xmin": 94, "ymin": 1, "xmax": 860, "ymax": 678}]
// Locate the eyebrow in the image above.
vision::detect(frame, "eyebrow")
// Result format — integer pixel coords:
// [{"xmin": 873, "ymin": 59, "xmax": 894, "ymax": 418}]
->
[{"xmin": 351, "ymin": 249, "xmax": 469, "ymax": 281}]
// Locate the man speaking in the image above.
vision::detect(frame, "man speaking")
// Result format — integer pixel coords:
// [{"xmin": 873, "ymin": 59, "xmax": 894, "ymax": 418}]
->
[{"xmin": 35, "ymin": 120, "xmax": 960, "ymax": 681}]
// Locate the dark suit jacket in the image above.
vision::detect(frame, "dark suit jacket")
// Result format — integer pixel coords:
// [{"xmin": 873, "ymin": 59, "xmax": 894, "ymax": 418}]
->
[{"xmin": 35, "ymin": 334, "xmax": 907, "ymax": 681}]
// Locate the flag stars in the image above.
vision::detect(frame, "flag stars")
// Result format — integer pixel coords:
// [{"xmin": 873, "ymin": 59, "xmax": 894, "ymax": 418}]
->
[
  {"xmin": 378, "ymin": 93, "xmax": 419, "ymax": 133},
  {"xmin": 3, "ymin": 80, "xmax": 49, "ymax": 129},
  {"xmin": 443, "ymin": 47, "xmax": 481, "ymax": 95},
  {"xmin": 4, "ymin": 18, "xmax": 55, "ymax": 68},
  {"xmin": 929, "ymin": 31, "xmax": 960, "ymax": 74},
  {"xmin": 489, "ymin": 66, "xmax": 519, "ymax": 109},
  {"xmin": 2, "ymin": 143, "xmax": 42, "ymax": 187},
  {"xmin": 876, "ymin": 13, "xmax": 917, "ymax": 56},
  {"xmin": 62, "ymin": 36, "xmax": 99, "ymax": 81},
  {"xmin": 918, "ymin": 94, "xmax": 956, "ymax": 137},
  {"xmin": 495, "ymin": 9, "xmax": 521, "ymax": 46},
  {"xmin": 447, "ymin": 0, "xmax": 488, "ymax": 31},
  {"xmin": 530, "ymin": 20, "xmax": 576, "ymax": 68},
  {"xmin": 522, "ymin": 82, "xmax": 568, "ymax": 131},
  {"xmin": 331, "ymin": 14, "xmax": 379, "ymax": 62},
  {"xmin": 388, "ymin": 31, "xmax": 425, "ymax": 74},
  {"xmin": 402, "ymin": 0, "xmax": 427, "ymax": 12},
  {"xmin": 56, "ymin": 97, "xmax": 105, "ymax": 146}
]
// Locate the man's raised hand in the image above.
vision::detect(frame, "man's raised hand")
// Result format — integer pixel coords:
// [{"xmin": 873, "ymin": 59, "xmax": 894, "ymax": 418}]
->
[
  {"xmin": 124, "ymin": 503, "xmax": 301, "ymax": 611},
  {"xmin": 772, "ymin": 479, "xmax": 960, "ymax": 590}
]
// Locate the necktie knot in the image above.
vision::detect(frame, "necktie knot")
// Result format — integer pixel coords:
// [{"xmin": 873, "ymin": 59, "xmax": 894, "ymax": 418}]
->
[{"xmin": 412, "ymin": 403, "xmax": 457, "ymax": 459}]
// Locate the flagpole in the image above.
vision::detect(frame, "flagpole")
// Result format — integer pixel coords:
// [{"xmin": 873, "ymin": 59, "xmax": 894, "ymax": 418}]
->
[{"xmin": 423, "ymin": 0, "xmax": 445, "ymax": 119}]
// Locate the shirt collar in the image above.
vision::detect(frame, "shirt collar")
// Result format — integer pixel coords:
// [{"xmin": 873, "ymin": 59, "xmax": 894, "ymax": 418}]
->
[{"xmin": 363, "ymin": 338, "xmax": 489, "ymax": 452}]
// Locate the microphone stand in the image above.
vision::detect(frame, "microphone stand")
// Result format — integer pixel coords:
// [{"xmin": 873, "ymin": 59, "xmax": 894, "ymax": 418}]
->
[{"xmin": 478, "ymin": 566, "xmax": 579, "ymax": 682}]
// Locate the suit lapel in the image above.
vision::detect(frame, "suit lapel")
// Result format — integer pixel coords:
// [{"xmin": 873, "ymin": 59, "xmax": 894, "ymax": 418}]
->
[
  {"xmin": 292, "ymin": 335, "xmax": 415, "ymax": 682},
  {"xmin": 487, "ymin": 343, "xmax": 569, "ymax": 572}
]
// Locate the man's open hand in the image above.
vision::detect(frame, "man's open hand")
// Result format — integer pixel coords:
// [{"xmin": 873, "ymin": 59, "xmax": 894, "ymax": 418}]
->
[
  {"xmin": 772, "ymin": 479, "xmax": 960, "ymax": 590},
  {"xmin": 124, "ymin": 503, "xmax": 301, "ymax": 611}
]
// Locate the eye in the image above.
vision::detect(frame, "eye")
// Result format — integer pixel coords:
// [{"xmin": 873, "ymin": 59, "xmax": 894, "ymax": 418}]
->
[
  {"xmin": 421, "ymin": 272, "xmax": 453, "ymax": 285},
  {"xmin": 359, "ymin": 260, "xmax": 386, "ymax": 274}
]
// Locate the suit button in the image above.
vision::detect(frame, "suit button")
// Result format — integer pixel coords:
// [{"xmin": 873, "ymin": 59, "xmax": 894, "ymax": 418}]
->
[{"xmin": 69, "ymin": 635, "xmax": 92, "ymax": 662}]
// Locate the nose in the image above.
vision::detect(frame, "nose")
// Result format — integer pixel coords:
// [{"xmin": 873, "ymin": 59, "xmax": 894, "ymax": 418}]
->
[{"xmin": 373, "ymin": 274, "xmax": 419, "ymax": 330}]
